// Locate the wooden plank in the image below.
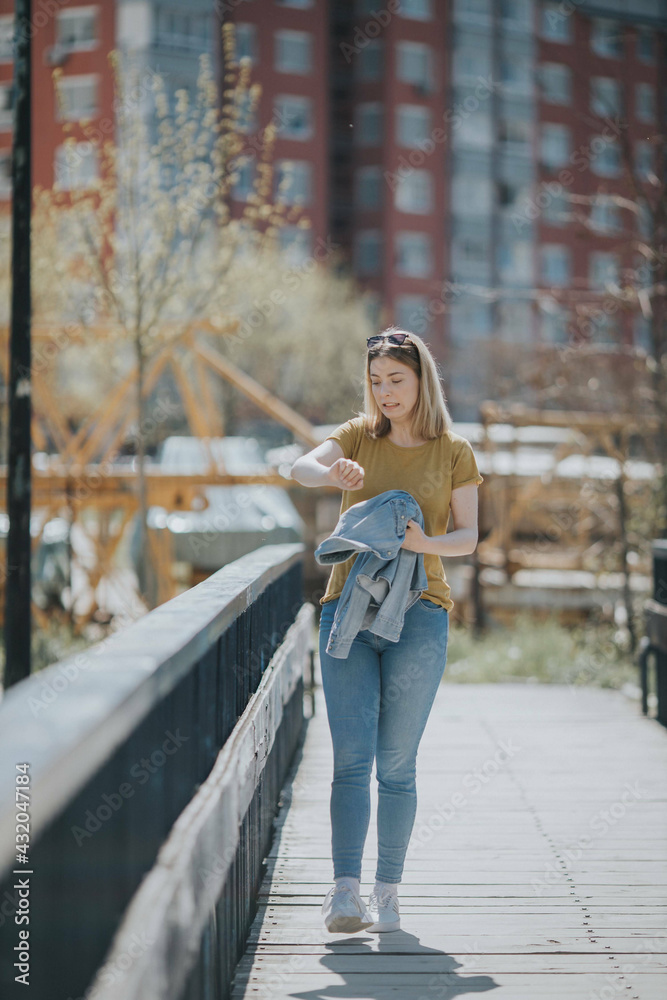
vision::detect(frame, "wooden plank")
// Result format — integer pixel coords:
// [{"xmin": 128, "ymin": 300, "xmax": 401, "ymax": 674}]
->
[
  {"xmin": 248, "ymin": 914, "xmax": 667, "ymax": 940},
  {"xmin": 243, "ymin": 936, "xmax": 667, "ymax": 953},
  {"xmin": 231, "ymin": 976, "xmax": 666, "ymax": 999},
  {"xmin": 264, "ymin": 852, "xmax": 667, "ymax": 862},
  {"xmin": 259, "ymin": 873, "xmax": 667, "ymax": 886},
  {"xmin": 259, "ymin": 888, "xmax": 667, "ymax": 901},
  {"xmin": 234, "ymin": 954, "xmax": 667, "ymax": 973}
]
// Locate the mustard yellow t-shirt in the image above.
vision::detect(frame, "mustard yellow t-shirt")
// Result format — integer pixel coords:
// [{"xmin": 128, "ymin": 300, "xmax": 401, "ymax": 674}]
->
[{"xmin": 319, "ymin": 416, "xmax": 483, "ymax": 612}]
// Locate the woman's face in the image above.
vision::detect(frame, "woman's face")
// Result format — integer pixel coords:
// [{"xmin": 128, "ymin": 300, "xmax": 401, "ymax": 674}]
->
[{"xmin": 369, "ymin": 355, "xmax": 420, "ymax": 422}]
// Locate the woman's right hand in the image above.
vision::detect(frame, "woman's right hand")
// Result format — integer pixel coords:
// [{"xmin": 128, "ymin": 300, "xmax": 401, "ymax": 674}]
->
[{"xmin": 326, "ymin": 458, "xmax": 365, "ymax": 491}]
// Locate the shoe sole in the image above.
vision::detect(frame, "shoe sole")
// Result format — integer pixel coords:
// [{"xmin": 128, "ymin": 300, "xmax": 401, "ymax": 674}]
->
[
  {"xmin": 367, "ymin": 919, "xmax": 401, "ymax": 932},
  {"xmin": 324, "ymin": 914, "xmax": 375, "ymax": 933}
]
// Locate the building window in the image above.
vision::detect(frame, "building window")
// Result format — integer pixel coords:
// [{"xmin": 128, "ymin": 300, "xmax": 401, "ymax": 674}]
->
[
  {"xmin": 453, "ymin": 0, "xmax": 492, "ymax": 25},
  {"xmin": 454, "ymin": 103, "xmax": 493, "ymax": 148},
  {"xmin": 500, "ymin": 0, "xmax": 532, "ymax": 26},
  {"xmin": 540, "ymin": 302, "xmax": 570, "ymax": 343},
  {"xmin": 395, "ymin": 231, "xmax": 432, "ymax": 277},
  {"xmin": 0, "ymin": 83, "xmax": 13, "ymax": 129},
  {"xmin": 591, "ymin": 136, "xmax": 621, "ymax": 177},
  {"xmin": 0, "ymin": 149, "xmax": 11, "ymax": 197},
  {"xmin": 540, "ymin": 2, "xmax": 571, "ymax": 43},
  {"xmin": 590, "ymin": 18, "xmax": 623, "ymax": 58},
  {"xmin": 633, "ymin": 314, "xmax": 651, "ymax": 351},
  {"xmin": 54, "ymin": 142, "xmax": 99, "ymax": 190},
  {"xmin": 452, "ymin": 42, "xmax": 492, "ymax": 82},
  {"xmin": 636, "ymin": 27, "xmax": 654, "ymax": 63},
  {"xmin": 354, "ymin": 229, "xmax": 382, "ymax": 275},
  {"xmin": 396, "ymin": 41, "xmax": 434, "ymax": 93},
  {"xmin": 398, "ymin": 0, "xmax": 433, "ymax": 20},
  {"xmin": 498, "ymin": 238, "xmax": 533, "ymax": 285},
  {"xmin": 452, "ymin": 233, "xmax": 490, "ymax": 275},
  {"xmin": 231, "ymin": 157, "xmax": 255, "ymax": 201},
  {"xmin": 632, "ymin": 251, "xmax": 651, "ymax": 291},
  {"xmin": 635, "ymin": 141, "xmax": 654, "ymax": 179},
  {"xmin": 396, "ymin": 105, "xmax": 432, "ymax": 148},
  {"xmin": 590, "ymin": 77, "xmax": 621, "ymax": 117},
  {"xmin": 636, "ymin": 83, "xmax": 655, "ymax": 122},
  {"xmin": 540, "ymin": 123, "xmax": 570, "ymax": 169},
  {"xmin": 498, "ymin": 179, "xmax": 528, "ymax": 213},
  {"xmin": 590, "ymin": 196, "xmax": 620, "ymax": 234},
  {"xmin": 363, "ymin": 290, "xmax": 382, "ymax": 326},
  {"xmin": 234, "ymin": 24, "xmax": 257, "ymax": 64},
  {"xmin": 278, "ymin": 225, "xmax": 312, "ymax": 267},
  {"xmin": 274, "ymin": 159, "xmax": 312, "ymax": 204},
  {"xmin": 355, "ymin": 167, "xmax": 382, "ymax": 210},
  {"xmin": 395, "ymin": 294, "xmax": 430, "ymax": 332},
  {"xmin": 498, "ymin": 300, "xmax": 533, "ymax": 343},
  {"xmin": 274, "ymin": 95, "xmax": 313, "ymax": 140},
  {"xmin": 499, "ymin": 117, "xmax": 532, "ymax": 155},
  {"xmin": 395, "ymin": 170, "xmax": 433, "ymax": 214},
  {"xmin": 154, "ymin": 11, "xmax": 211, "ymax": 52},
  {"xmin": 274, "ymin": 30, "xmax": 312, "ymax": 74},
  {"xmin": 589, "ymin": 251, "xmax": 618, "ymax": 289},
  {"xmin": 637, "ymin": 202, "xmax": 651, "ymax": 239},
  {"xmin": 56, "ymin": 75, "xmax": 99, "ymax": 122},
  {"xmin": 56, "ymin": 6, "xmax": 97, "ymax": 52},
  {"xmin": 449, "ymin": 298, "xmax": 493, "ymax": 344},
  {"xmin": 0, "ymin": 15, "xmax": 13, "ymax": 62},
  {"xmin": 452, "ymin": 172, "xmax": 493, "ymax": 215},
  {"xmin": 500, "ymin": 54, "xmax": 532, "ymax": 93},
  {"xmin": 357, "ymin": 40, "xmax": 383, "ymax": 80},
  {"xmin": 542, "ymin": 189, "xmax": 569, "ymax": 226},
  {"xmin": 354, "ymin": 103, "xmax": 383, "ymax": 146},
  {"xmin": 234, "ymin": 91, "xmax": 256, "ymax": 133},
  {"xmin": 540, "ymin": 244, "xmax": 570, "ymax": 286},
  {"xmin": 538, "ymin": 63, "xmax": 571, "ymax": 105}
]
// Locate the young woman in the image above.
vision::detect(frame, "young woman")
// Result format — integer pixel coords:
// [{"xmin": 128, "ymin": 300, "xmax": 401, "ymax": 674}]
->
[{"xmin": 290, "ymin": 327, "xmax": 483, "ymax": 934}]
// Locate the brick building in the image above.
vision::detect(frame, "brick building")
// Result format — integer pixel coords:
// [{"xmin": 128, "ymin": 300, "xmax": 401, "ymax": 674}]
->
[
  {"xmin": 1, "ymin": 1, "xmax": 666, "ymax": 418},
  {"xmin": 220, "ymin": 0, "xmax": 666, "ymax": 414}
]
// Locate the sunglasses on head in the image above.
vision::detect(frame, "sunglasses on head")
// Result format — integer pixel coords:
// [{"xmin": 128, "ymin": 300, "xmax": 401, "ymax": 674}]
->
[{"xmin": 366, "ymin": 332, "xmax": 414, "ymax": 349}]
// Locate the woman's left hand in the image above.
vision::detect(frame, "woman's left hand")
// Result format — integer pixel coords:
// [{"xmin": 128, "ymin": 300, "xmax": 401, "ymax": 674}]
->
[{"xmin": 400, "ymin": 519, "xmax": 431, "ymax": 554}]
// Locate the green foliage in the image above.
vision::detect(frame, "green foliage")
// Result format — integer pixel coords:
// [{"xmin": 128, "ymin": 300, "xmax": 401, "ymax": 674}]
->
[{"xmin": 444, "ymin": 610, "xmax": 637, "ymax": 688}]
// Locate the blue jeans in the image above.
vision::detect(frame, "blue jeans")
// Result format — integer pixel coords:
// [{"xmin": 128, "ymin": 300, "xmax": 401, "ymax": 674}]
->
[{"xmin": 319, "ymin": 595, "xmax": 449, "ymax": 884}]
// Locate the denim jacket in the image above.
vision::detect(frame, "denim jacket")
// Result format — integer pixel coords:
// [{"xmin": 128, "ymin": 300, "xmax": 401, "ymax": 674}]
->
[{"xmin": 315, "ymin": 489, "xmax": 429, "ymax": 659}]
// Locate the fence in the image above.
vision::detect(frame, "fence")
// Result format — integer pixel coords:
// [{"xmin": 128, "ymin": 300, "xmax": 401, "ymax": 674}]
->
[
  {"xmin": 0, "ymin": 542, "xmax": 314, "ymax": 1000},
  {"xmin": 639, "ymin": 539, "xmax": 667, "ymax": 727}
]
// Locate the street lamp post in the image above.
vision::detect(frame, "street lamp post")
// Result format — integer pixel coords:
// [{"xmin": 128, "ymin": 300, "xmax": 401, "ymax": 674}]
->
[{"xmin": 4, "ymin": 0, "xmax": 32, "ymax": 687}]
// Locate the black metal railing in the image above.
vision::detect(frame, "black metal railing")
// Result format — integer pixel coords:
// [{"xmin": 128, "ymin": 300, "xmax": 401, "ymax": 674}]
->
[
  {"xmin": 0, "ymin": 543, "xmax": 312, "ymax": 1000},
  {"xmin": 639, "ymin": 539, "xmax": 667, "ymax": 726}
]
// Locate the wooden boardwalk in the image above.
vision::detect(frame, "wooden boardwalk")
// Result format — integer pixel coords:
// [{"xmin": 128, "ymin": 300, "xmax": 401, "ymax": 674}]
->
[{"xmin": 231, "ymin": 645, "xmax": 667, "ymax": 999}]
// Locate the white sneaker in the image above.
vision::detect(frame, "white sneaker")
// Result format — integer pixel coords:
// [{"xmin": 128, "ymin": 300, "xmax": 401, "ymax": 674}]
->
[
  {"xmin": 367, "ymin": 884, "xmax": 401, "ymax": 932},
  {"xmin": 321, "ymin": 882, "xmax": 375, "ymax": 934}
]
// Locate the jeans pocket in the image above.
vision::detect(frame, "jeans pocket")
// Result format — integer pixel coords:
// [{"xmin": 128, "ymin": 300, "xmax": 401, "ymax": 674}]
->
[
  {"xmin": 418, "ymin": 598, "xmax": 443, "ymax": 612},
  {"xmin": 319, "ymin": 600, "xmax": 339, "ymax": 627}
]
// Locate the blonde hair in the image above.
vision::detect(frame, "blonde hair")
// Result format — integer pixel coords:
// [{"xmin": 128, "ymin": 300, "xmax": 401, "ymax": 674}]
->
[{"xmin": 357, "ymin": 326, "xmax": 453, "ymax": 440}]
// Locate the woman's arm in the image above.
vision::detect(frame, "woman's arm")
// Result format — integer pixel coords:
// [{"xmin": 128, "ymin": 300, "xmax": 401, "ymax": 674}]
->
[
  {"xmin": 423, "ymin": 483, "xmax": 479, "ymax": 557},
  {"xmin": 290, "ymin": 439, "xmax": 365, "ymax": 490}
]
